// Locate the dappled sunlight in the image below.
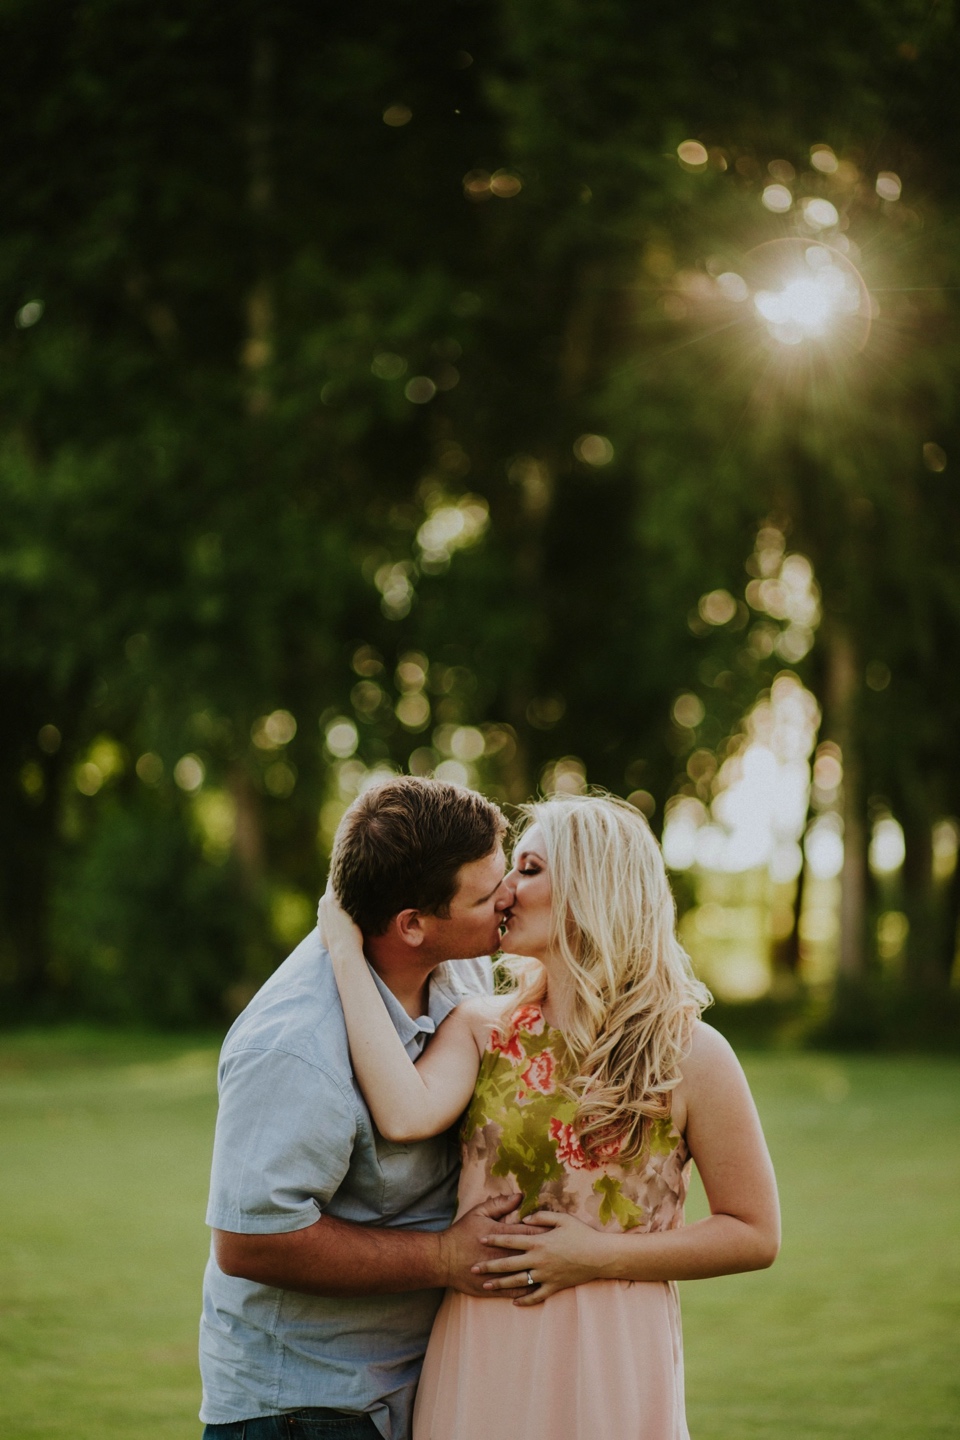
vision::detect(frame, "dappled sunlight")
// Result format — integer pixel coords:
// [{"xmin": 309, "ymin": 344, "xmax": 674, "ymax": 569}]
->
[{"xmin": 663, "ymin": 672, "xmax": 820, "ymax": 879}]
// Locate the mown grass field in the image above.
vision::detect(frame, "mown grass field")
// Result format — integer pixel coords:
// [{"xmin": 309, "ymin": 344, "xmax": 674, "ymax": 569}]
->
[{"xmin": 1, "ymin": 1028, "xmax": 958, "ymax": 1439}]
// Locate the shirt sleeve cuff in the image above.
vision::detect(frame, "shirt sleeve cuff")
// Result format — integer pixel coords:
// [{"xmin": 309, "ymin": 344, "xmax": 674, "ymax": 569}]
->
[{"xmin": 205, "ymin": 1200, "xmax": 322, "ymax": 1235}]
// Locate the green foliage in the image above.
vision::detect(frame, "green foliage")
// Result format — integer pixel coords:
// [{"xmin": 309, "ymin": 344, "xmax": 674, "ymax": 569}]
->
[
  {"xmin": 48, "ymin": 798, "xmax": 247, "ymax": 1026},
  {"xmin": 1, "ymin": 0, "xmax": 960, "ymax": 1021}
]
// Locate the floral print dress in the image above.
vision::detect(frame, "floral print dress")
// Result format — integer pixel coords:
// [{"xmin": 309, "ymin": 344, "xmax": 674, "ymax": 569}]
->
[{"xmin": 413, "ymin": 1002, "xmax": 692, "ymax": 1440}]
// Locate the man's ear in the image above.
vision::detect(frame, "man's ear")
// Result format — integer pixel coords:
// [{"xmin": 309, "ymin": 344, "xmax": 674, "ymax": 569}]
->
[{"xmin": 394, "ymin": 908, "xmax": 426, "ymax": 948}]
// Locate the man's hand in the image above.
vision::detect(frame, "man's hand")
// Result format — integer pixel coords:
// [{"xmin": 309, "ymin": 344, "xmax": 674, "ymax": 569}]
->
[
  {"xmin": 471, "ymin": 1209, "xmax": 611, "ymax": 1305},
  {"xmin": 438, "ymin": 1193, "xmax": 531, "ymax": 1298}
]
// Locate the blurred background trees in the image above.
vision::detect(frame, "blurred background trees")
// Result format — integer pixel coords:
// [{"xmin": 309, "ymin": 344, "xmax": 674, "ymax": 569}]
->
[{"xmin": 2, "ymin": 0, "xmax": 959, "ymax": 1038}]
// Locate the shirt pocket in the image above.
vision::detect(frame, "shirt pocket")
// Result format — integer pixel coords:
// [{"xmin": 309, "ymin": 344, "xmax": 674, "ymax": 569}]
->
[{"xmin": 374, "ymin": 1135, "xmax": 414, "ymax": 1216}]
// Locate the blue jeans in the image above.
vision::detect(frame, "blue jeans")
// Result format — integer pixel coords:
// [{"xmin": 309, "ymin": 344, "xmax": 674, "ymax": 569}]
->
[{"xmin": 203, "ymin": 1411, "xmax": 382, "ymax": 1440}]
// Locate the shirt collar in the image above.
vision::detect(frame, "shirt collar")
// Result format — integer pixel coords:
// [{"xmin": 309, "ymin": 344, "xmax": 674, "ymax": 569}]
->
[{"xmin": 367, "ymin": 960, "xmax": 476, "ymax": 1048}]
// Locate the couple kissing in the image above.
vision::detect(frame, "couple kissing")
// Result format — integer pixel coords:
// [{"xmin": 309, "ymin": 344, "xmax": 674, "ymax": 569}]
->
[{"xmin": 200, "ymin": 776, "xmax": 780, "ymax": 1440}]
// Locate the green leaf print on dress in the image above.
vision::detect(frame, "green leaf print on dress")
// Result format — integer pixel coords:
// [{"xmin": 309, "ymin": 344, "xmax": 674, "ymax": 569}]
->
[{"xmin": 592, "ymin": 1174, "xmax": 645, "ymax": 1230}]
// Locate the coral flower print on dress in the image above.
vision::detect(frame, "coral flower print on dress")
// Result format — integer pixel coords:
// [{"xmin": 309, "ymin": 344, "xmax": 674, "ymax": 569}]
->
[
  {"xmin": 489, "ymin": 1028, "xmax": 524, "ymax": 1065},
  {"xmin": 511, "ymin": 1004, "xmax": 546, "ymax": 1036},
  {"xmin": 549, "ymin": 1117, "xmax": 592, "ymax": 1170},
  {"xmin": 520, "ymin": 1050, "xmax": 555, "ymax": 1096},
  {"xmin": 589, "ymin": 1127, "xmax": 625, "ymax": 1163}
]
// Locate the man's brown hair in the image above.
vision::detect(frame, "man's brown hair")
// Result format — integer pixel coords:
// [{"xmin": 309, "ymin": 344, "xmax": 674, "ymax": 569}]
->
[{"xmin": 330, "ymin": 776, "xmax": 507, "ymax": 935}]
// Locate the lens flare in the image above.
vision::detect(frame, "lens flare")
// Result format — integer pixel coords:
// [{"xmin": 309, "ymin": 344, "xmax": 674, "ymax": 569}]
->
[{"xmin": 742, "ymin": 239, "xmax": 872, "ymax": 352}]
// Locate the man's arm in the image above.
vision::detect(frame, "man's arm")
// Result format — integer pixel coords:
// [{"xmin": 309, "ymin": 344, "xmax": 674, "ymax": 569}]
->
[{"xmin": 214, "ymin": 1192, "xmax": 523, "ymax": 1298}]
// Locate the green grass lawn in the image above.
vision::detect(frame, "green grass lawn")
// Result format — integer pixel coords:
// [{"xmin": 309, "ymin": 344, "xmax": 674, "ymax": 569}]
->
[{"xmin": 1, "ymin": 1030, "xmax": 958, "ymax": 1439}]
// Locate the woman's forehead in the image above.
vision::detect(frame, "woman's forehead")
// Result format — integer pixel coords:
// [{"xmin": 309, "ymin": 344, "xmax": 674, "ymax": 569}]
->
[{"xmin": 515, "ymin": 822, "xmax": 546, "ymax": 860}]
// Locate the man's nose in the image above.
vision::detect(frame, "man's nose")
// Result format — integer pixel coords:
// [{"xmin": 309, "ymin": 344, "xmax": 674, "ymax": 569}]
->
[{"xmin": 495, "ymin": 877, "xmax": 516, "ymax": 909}]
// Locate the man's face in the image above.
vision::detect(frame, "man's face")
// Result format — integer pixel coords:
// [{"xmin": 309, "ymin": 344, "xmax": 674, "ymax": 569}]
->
[{"xmin": 418, "ymin": 845, "xmax": 514, "ymax": 964}]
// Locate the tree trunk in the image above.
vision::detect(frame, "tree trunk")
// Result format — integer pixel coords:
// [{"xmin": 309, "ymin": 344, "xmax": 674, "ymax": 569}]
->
[
  {"xmin": 224, "ymin": 30, "xmax": 276, "ymax": 892},
  {"xmin": 939, "ymin": 850, "xmax": 960, "ymax": 985},
  {"xmin": 824, "ymin": 624, "xmax": 868, "ymax": 979},
  {"xmin": 243, "ymin": 32, "xmax": 276, "ymax": 416},
  {"xmin": 901, "ymin": 813, "xmax": 941, "ymax": 987},
  {"xmin": 772, "ymin": 861, "xmax": 805, "ymax": 974},
  {"xmin": 228, "ymin": 765, "xmax": 266, "ymax": 893}
]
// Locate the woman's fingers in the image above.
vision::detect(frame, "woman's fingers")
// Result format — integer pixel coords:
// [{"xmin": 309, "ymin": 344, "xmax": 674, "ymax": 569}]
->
[
  {"xmin": 318, "ymin": 891, "xmax": 364, "ymax": 954},
  {"xmin": 513, "ymin": 1283, "xmax": 558, "ymax": 1306},
  {"xmin": 480, "ymin": 1271, "xmax": 537, "ymax": 1290},
  {"xmin": 522, "ymin": 1210, "xmax": 564, "ymax": 1226}
]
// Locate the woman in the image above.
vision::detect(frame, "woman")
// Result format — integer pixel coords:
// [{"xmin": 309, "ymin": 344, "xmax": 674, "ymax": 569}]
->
[{"xmin": 320, "ymin": 793, "xmax": 780, "ymax": 1440}]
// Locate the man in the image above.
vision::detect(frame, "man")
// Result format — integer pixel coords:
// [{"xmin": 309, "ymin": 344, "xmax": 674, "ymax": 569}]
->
[{"xmin": 200, "ymin": 777, "xmax": 522, "ymax": 1440}]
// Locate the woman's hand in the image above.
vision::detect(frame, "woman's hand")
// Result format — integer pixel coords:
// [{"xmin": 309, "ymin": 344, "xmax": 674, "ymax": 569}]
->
[
  {"xmin": 471, "ymin": 1210, "xmax": 616, "ymax": 1306},
  {"xmin": 317, "ymin": 887, "xmax": 365, "ymax": 969}
]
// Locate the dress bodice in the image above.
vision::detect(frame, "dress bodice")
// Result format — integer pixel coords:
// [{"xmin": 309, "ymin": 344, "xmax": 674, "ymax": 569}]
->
[{"xmin": 458, "ymin": 1002, "xmax": 691, "ymax": 1232}]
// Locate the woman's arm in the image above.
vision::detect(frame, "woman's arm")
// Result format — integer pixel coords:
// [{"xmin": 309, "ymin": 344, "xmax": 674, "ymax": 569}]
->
[
  {"xmin": 474, "ymin": 1022, "xmax": 780, "ymax": 1304},
  {"xmin": 318, "ymin": 892, "xmax": 487, "ymax": 1143}
]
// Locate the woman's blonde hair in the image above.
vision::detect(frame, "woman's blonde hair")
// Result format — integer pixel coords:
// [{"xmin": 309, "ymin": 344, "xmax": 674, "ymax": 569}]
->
[{"xmin": 502, "ymin": 791, "xmax": 711, "ymax": 1163}]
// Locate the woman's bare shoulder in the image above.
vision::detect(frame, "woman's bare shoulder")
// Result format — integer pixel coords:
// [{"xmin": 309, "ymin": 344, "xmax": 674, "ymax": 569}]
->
[
  {"xmin": 454, "ymin": 993, "xmax": 517, "ymax": 1025},
  {"xmin": 672, "ymin": 1022, "xmax": 743, "ymax": 1131},
  {"xmin": 449, "ymin": 992, "xmax": 516, "ymax": 1040},
  {"xmin": 684, "ymin": 1019, "xmax": 741, "ymax": 1072}
]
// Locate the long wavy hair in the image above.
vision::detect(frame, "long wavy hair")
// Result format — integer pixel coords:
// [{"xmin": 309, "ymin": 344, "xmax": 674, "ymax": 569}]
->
[{"xmin": 501, "ymin": 792, "xmax": 711, "ymax": 1164}]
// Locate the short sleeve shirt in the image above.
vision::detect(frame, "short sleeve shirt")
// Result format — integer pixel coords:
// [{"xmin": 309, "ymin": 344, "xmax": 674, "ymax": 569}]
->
[{"xmin": 199, "ymin": 929, "xmax": 492, "ymax": 1437}]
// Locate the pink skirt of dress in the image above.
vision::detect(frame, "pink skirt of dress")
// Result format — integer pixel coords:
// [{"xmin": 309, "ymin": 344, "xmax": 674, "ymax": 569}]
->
[{"xmin": 413, "ymin": 1276, "xmax": 689, "ymax": 1440}]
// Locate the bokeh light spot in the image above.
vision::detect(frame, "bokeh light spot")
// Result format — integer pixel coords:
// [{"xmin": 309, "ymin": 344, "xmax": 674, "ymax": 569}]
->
[
  {"xmin": 876, "ymin": 171, "xmax": 902, "ymax": 201},
  {"xmin": 805, "ymin": 815, "xmax": 844, "ymax": 879},
  {"xmin": 174, "ymin": 754, "xmax": 205, "ymax": 792},
  {"xmin": 922, "ymin": 442, "xmax": 947, "ymax": 472},
  {"xmin": 698, "ymin": 589, "xmax": 737, "ymax": 625},
  {"xmin": 573, "ymin": 434, "xmax": 614, "ymax": 466},
  {"xmin": 265, "ymin": 760, "xmax": 297, "ymax": 797},
  {"xmin": 865, "ymin": 660, "xmax": 891, "ymax": 692},
  {"xmin": 136, "ymin": 752, "xmax": 164, "ymax": 785},
  {"xmin": 396, "ymin": 693, "xmax": 431, "ymax": 730},
  {"xmin": 801, "ymin": 197, "xmax": 840, "ymax": 230},
  {"xmin": 490, "ymin": 170, "xmax": 522, "ymax": 197},
  {"xmin": 38, "ymin": 723, "xmax": 61, "ymax": 753},
  {"xmin": 404, "ymin": 376, "xmax": 436, "ymax": 404},
  {"xmin": 372, "ymin": 352, "xmax": 407, "ymax": 379},
  {"xmin": 253, "ymin": 710, "xmax": 297, "ymax": 749},
  {"xmin": 325, "ymin": 718, "xmax": 359, "ymax": 758},
  {"xmin": 673, "ymin": 693, "xmax": 705, "ymax": 729},
  {"xmin": 677, "ymin": 140, "xmax": 708, "ymax": 168},
  {"xmin": 435, "ymin": 759, "xmax": 470, "ymax": 785},
  {"xmin": 761, "ymin": 184, "xmax": 793, "ymax": 213},
  {"xmin": 15, "ymin": 300, "xmax": 43, "ymax": 328},
  {"xmin": 451, "ymin": 726, "xmax": 485, "ymax": 761},
  {"xmin": 716, "ymin": 272, "xmax": 749, "ymax": 302},
  {"xmin": 810, "ymin": 145, "xmax": 839, "ymax": 173},
  {"xmin": 870, "ymin": 817, "xmax": 906, "ymax": 875}
]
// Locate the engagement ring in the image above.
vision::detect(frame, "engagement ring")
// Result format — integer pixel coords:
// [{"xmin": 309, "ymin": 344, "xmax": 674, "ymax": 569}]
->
[{"xmin": 526, "ymin": 1270, "xmax": 535, "ymax": 1286}]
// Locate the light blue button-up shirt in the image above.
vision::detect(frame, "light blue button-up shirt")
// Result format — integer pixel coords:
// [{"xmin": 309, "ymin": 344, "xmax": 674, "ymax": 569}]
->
[{"xmin": 200, "ymin": 929, "xmax": 491, "ymax": 1438}]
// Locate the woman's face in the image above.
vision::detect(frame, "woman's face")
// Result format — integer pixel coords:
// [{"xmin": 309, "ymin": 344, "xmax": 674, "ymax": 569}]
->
[{"xmin": 500, "ymin": 823, "xmax": 554, "ymax": 960}]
